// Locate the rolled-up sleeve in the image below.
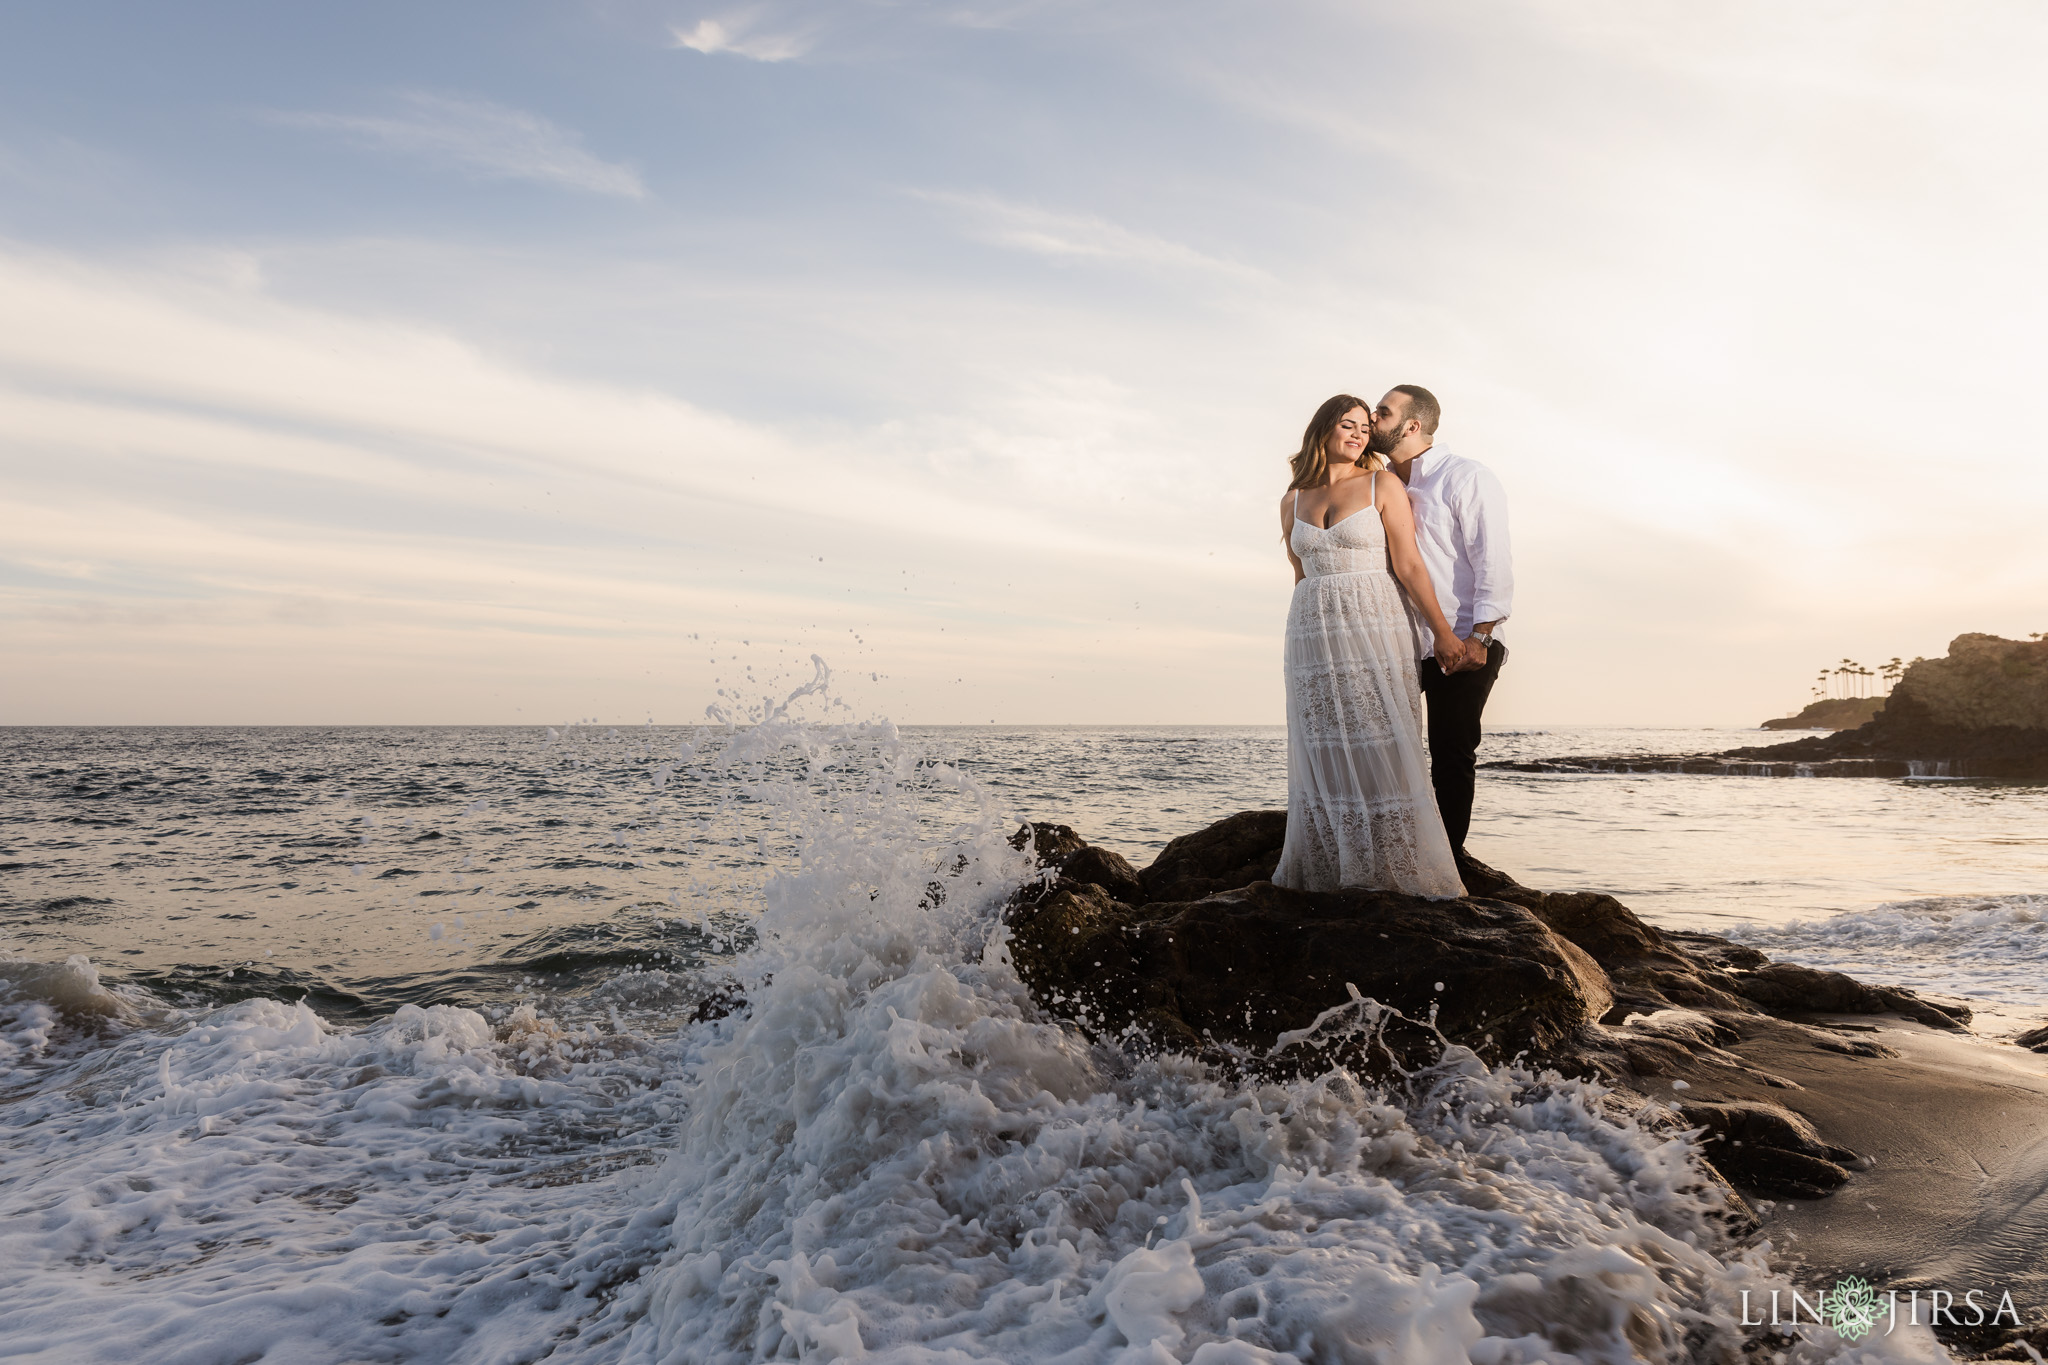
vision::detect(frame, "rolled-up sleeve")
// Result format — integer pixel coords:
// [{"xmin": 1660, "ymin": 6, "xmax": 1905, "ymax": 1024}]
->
[{"xmin": 1458, "ymin": 465, "xmax": 1514, "ymax": 627}]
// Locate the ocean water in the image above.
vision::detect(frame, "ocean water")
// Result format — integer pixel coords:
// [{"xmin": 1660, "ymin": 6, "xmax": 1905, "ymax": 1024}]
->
[{"xmin": 4, "ymin": 685, "xmax": 2034, "ymax": 1363}]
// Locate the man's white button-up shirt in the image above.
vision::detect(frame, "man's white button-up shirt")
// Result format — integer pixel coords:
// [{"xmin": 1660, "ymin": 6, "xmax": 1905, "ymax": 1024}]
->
[{"xmin": 1399, "ymin": 446, "xmax": 1513, "ymax": 658}]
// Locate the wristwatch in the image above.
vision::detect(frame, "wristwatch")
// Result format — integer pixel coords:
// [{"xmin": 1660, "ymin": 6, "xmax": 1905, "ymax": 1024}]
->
[{"xmin": 1471, "ymin": 630, "xmax": 1493, "ymax": 648}]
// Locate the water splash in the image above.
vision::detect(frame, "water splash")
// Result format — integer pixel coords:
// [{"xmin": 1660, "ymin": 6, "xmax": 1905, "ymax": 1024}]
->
[{"xmin": 0, "ymin": 679, "xmax": 1948, "ymax": 1362}]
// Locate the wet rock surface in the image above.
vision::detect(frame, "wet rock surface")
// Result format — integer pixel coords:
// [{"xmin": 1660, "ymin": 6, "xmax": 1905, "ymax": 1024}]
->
[
  {"xmin": 1003, "ymin": 810, "xmax": 1978, "ymax": 1214},
  {"xmin": 1135, "ymin": 809, "xmax": 1289, "ymax": 904},
  {"xmin": 1004, "ymin": 863, "xmax": 1612, "ymax": 1068},
  {"xmin": 995, "ymin": 811, "xmax": 2048, "ymax": 1357},
  {"xmin": 1009, "ymin": 813, "xmax": 1968, "ymax": 1060},
  {"xmin": 1675, "ymin": 1100, "xmax": 1858, "ymax": 1199},
  {"xmin": 1721, "ymin": 685, "xmax": 2048, "ymax": 779}
]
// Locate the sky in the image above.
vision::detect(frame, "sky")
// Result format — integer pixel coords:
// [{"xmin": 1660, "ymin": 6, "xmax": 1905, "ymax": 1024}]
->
[{"xmin": 2, "ymin": 0, "xmax": 2045, "ymax": 727}]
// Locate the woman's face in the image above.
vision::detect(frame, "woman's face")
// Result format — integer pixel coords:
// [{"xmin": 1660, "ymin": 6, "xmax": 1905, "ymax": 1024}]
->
[{"xmin": 1323, "ymin": 407, "xmax": 1370, "ymax": 464}]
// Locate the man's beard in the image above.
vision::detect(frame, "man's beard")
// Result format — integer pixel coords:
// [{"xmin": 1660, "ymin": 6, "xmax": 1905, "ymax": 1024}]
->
[{"xmin": 1365, "ymin": 424, "xmax": 1400, "ymax": 455}]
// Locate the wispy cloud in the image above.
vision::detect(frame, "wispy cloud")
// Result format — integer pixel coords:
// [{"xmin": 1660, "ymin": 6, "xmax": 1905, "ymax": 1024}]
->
[
  {"xmin": 668, "ymin": 2, "xmax": 1087, "ymax": 60},
  {"xmin": 915, "ymin": 190, "xmax": 1265, "ymax": 279},
  {"xmin": 14, "ymin": 1, "xmax": 2048, "ymax": 725},
  {"xmin": 0, "ymin": 247, "xmax": 1265, "ymax": 722},
  {"xmin": 671, "ymin": 13, "xmax": 813, "ymax": 62},
  {"xmin": 271, "ymin": 94, "xmax": 646, "ymax": 198}
]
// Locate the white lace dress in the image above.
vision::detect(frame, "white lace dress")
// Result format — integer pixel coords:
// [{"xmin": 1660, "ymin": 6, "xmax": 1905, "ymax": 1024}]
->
[{"xmin": 1273, "ymin": 485, "xmax": 1465, "ymax": 897}]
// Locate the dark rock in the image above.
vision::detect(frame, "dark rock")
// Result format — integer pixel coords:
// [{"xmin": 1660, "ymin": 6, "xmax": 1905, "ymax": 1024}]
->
[
  {"xmin": 1729, "ymin": 960, "xmax": 1970, "ymax": 1030},
  {"xmin": 1005, "ymin": 809, "xmax": 1984, "ymax": 1208},
  {"xmin": 1463, "ymin": 854, "xmax": 1970, "ymax": 1032},
  {"xmin": 2016, "ymin": 1023, "xmax": 2048, "ymax": 1053},
  {"xmin": 1137, "ymin": 809, "xmax": 1286, "ymax": 904},
  {"xmin": 1965, "ymin": 1322, "xmax": 2048, "ymax": 1362},
  {"xmin": 1005, "ymin": 878, "xmax": 1612, "ymax": 1071},
  {"xmin": 1759, "ymin": 697, "xmax": 1885, "ymax": 731},
  {"xmin": 1677, "ymin": 1100, "xmax": 1856, "ymax": 1199},
  {"xmin": 1500, "ymin": 888, "xmax": 1669, "ymax": 965},
  {"xmin": 1511, "ymin": 634, "xmax": 2048, "ymax": 779},
  {"xmin": 1061, "ymin": 845, "xmax": 1145, "ymax": 907},
  {"xmin": 1723, "ymin": 686, "xmax": 2048, "ymax": 779},
  {"xmin": 1803, "ymin": 1029, "xmax": 1898, "ymax": 1059},
  {"xmin": 1008, "ymin": 817, "xmax": 1612, "ymax": 1070},
  {"xmin": 688, "ymin": 975, "xmax": 751, "ymax": 1024},
  {"xmin": 1458, "ymin": 879, "xmax": 1762, "ymax": 1022},
  {"xmin": 1010, "ymin": 821, "xmax": 1091, "ymax": 867},
  {"xmin": 1662, "ymin": 932, "xmax": 1771, "ymax": 971},
  {"xmin": 1011, "ymin": 821, "xmax": 1146, "ymax": 906},
  {"xmin": 1480, "ymin": 753, "xmax": 1952, "ymax": 778},
  {"xmin": 1016, "ymin": 811, "xmax": 1967, "ymax": 1043}
]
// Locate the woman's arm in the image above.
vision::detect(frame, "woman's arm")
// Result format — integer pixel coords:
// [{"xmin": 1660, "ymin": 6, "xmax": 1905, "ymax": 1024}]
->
[
  {"xmin": 1280, "ymin": 492, "xmax": 1305, "ymax": 584},
  {"xmin": 1376, "ymin": 476, "xmax": 1464, "ymax": 665}
]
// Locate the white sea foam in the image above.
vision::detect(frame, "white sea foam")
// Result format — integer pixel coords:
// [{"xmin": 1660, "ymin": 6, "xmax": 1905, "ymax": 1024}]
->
[
  {"xmin": 0, "ymin": 685, "xmax": 1949, "ymax": 1363},
  {"xmin": 1722, "ymin": 894, "xmax": 2048, "ymax": 1033},
  {"xmin": 0, "ymin": 960, "xmax": 707, "ymax": 1363}
]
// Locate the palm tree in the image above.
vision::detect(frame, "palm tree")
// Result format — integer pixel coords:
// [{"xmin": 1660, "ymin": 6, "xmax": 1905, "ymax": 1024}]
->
[{"xmin": 1880, "ymin": 657, "xmax": 1904, "ymax": 694}]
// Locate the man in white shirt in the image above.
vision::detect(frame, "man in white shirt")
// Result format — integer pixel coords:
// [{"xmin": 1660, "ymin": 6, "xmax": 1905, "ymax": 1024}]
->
[{"xmin": 1367, "ymin": 384, "xmax": 1513, "ymax": 868}]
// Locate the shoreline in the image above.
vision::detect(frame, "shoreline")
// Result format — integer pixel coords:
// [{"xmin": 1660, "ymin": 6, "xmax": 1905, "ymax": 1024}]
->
[
  {"xmin": 1481, "ymin": 753, "xmax": 1989, "ymax": 779},
  {"xmin": 1008, "ymin": 809, "xmax": 2048, "ymax": 1354},
  {"xmin": 1662, "ymin": 1013, "xmax": 2048, "ymax": 1347}
]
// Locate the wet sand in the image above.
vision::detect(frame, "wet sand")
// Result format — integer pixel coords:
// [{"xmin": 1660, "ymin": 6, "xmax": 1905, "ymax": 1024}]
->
[{"xmin": 1667, "ymin": 1014, "xmax": 2048, "ymax": 1331}]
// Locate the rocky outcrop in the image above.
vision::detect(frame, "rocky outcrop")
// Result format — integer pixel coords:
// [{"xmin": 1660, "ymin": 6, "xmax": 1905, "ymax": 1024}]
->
[
  {"xmin": 1760, "ymin": 697, "xmax": 1884, "ymax": 730},
  {"xmin": 1003, "ymin": 811, "xmax": 1976, "ymax": 1205},
  {"xmin": 1480, "ymin": 752, "xmax": 1958, "ymax": 778},
  {"xmin": 1733, "ymin": 634, "xmax": 2048, "ymax": 777},
  {"xmin": 1676, "ymin": 1100, "xmax": 1860, "ymax": 1199},
  {"xmin": 1007, "ymin": 814, "xmax": 1969, "ymax": 1067},
  {"xmin": 1139, "ymin": 810, "xmax": 1287, "ymax": 904},
  {"xmin": 1461, "ymin": 859, "xmax": 1971, "ymax": 1032},
  {"xmin": 1004, "ymin": 873, "xmax": 1613, "ymax": 1069},
  {"xmin": 1493, "ymin": 634, "xmax": 2048, "ymax": 779},
  {"xmin": 1897, "ymin": 632, "xmax": 2048, "ymax": 732}
]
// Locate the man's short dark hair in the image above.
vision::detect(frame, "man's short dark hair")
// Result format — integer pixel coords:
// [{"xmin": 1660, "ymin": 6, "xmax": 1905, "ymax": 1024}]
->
[{"xmin": 1390, "ymin": 384, "xmax": 1441, "ymax": 436}]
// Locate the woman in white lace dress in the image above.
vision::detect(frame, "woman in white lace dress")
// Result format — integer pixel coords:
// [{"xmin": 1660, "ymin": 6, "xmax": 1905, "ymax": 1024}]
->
[{"xmin": 1273, "ymin": 394, "xmax": 1467, "ymax": 898}]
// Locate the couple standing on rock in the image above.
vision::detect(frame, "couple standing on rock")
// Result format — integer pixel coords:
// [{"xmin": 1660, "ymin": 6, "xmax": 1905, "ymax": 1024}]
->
[{"xmin": 1274, "ymin": 386, "xmax": 1512, "ymax": 899}]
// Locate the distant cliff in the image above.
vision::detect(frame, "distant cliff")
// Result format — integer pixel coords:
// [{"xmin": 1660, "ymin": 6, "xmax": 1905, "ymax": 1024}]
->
[
  {"xmin": 1728, "ymin": 633, "xmax": 2048, "ymax": 777},
  {"xmin": 1760, "ymin": 697, "xmax": 1885, "ymax": 731},
  {"xmin": 1895, "ymin": 632, "xmax": 2048, "ymax": 730}
]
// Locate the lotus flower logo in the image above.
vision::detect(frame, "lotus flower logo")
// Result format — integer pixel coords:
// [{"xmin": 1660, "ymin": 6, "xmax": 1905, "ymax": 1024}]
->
[{"xmin": 1822, "ymin": 1275, "xmax": 1883, "ymax": 1341}]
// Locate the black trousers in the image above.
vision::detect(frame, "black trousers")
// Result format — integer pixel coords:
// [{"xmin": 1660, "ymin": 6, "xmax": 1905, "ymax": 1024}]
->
[{"xmin": 1417, "ymin": 640, "xmax": 1507, "ymax": 855}]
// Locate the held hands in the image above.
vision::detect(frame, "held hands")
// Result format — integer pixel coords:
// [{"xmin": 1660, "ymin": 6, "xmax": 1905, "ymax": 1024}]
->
[{"xmin": 1434, "ymin": 632, "xmax": 1491, "ymax": 674}]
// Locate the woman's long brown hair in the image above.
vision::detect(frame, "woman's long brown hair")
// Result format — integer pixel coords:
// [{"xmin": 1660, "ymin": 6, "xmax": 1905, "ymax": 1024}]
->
[{"xmin": 1287, "ymin": 393, "xmax": 1380, "ymax": 491}]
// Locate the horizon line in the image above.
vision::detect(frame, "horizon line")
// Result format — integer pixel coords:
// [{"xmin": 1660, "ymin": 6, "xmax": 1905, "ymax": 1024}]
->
[{"xmin": 0, "ymin": 719, "xmax": 1778, "ymax": 730}]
